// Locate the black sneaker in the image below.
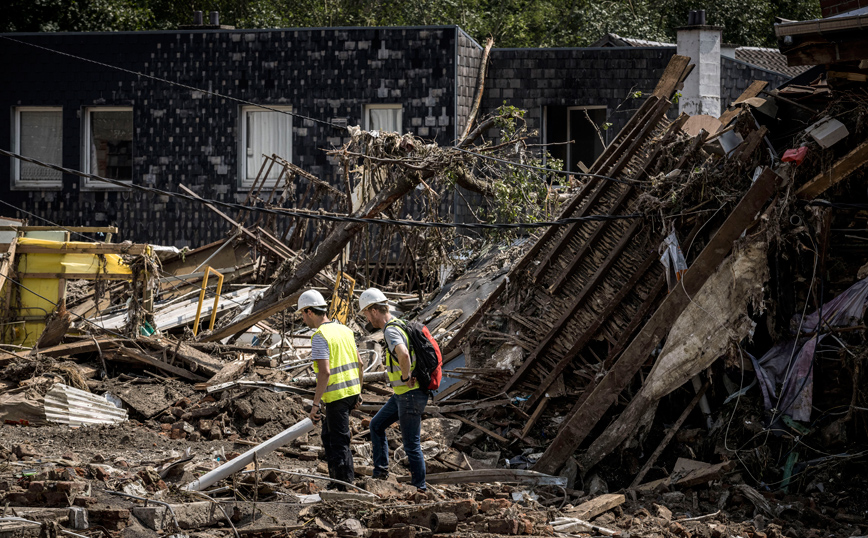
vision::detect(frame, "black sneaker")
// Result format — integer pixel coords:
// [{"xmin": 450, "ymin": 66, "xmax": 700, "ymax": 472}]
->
[{"xmin": 371, "ymin": 470, "xmax": 389, "ymax": 480}]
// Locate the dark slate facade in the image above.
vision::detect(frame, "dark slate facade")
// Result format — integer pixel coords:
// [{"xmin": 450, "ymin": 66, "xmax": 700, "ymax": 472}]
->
[
  {"xmin": 0, "ymin": 27, "xmax": 465, "ymax": 247},
  {"xmin": 0, "ymin": 26, "xmax": 782, "ymax": 247}
]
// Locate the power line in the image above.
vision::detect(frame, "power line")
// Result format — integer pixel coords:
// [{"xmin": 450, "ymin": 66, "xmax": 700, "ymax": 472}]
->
[
  {"xmin": 0, "ymin": 35, "xmax": 344, "ymax": 131},
  {"xmin": 1, "ymin": 34, "xmax": 636, "ymax": 187},
  {"xmin": 0, "ymin": 199, "xmax": 104, "ymax": 242},
  {"xmin": 0, "ymin": 148, "xmax": 644, "ymax": 230}
]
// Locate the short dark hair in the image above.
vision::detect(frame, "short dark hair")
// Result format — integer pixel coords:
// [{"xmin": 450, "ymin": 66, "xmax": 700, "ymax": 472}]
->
[
  {"xmin": 368, "ymin": 303, "xmax": 389, "ymax": 315},
  {"xmin": 305, "ymin": 307, "xmax": 327, "ymax": 316}
]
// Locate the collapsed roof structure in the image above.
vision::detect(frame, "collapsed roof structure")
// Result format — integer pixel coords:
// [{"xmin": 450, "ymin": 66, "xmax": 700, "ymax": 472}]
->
[{"xmin": 2, "ymin": 3, "xmax": 868, "ymax": 537}]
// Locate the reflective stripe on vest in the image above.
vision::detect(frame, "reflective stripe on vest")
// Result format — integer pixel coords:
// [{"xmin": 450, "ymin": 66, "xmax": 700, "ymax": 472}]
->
[
  {"xmin": 384, "ymin": 319, "xmax": 419, "ymax": 395},
  {"xmin": 312, "ymin": 321, "xmax": 362, "ymax": 403}
]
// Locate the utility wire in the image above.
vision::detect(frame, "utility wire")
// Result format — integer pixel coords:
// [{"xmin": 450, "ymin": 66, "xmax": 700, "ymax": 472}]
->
[
  {"xmin": 1, "ymin": 34, "xmax": 637, "ymax": 186},
  {"xmin": 0, "ymin": 35, "xmax": 342, "ymax": 130},
  {"xmin": 0, "ymin": 149, "xmax": 643, "ymax": 229},
  {"xmin": 0, "ymin": 198, "xmax": 106, "ymax": 242}
]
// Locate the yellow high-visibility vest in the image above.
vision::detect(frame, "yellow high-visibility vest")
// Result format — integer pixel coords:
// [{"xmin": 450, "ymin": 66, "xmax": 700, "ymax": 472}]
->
[
  {"xmin": 385, "ymin": 319, "xmax": 419, "ymax": 395},
  {"xmin": 312, "ymin": 322, "xmax": 362, "ymax": 403}
]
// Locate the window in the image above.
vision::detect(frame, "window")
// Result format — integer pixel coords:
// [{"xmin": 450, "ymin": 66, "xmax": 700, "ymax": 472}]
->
[
  {"xmin": 12, "ymin": 107, "xmax": 63, "ymax": 189},
  {"xmin": 544, "ymin": 106, "xmax": 608, "ymax": 173},
  {"xmin": 364, "ymin": 104, "xmax": 402, "ymax": 133},
  {"xmin": 240, "ymin": 106, "xmax": 292, "ymax": 188},
  {"xmin": 83, "ymin": 107, "xmax": 133, "ymax": 188}
]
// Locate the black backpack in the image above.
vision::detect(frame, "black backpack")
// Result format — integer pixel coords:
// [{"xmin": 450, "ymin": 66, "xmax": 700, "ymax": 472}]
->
[{"xmin": 385, "ymin": 319, "xmax": 443, "ymax": 391}]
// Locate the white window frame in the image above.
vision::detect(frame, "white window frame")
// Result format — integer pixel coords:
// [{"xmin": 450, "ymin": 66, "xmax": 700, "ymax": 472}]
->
[
  {"xmin": 81, "ymin": 106, "xmax": 134, "ymax": 190},
  {"xmin": 363, "ymin": 104, "xmax": 403, "ymax": 133},
  {"xmin": 239, "ymin": 105, "xmax": 293, "ymax": 190},
  {"xmin": 11, "ymin": 107, "xmax": 63, "ymax": 190}
]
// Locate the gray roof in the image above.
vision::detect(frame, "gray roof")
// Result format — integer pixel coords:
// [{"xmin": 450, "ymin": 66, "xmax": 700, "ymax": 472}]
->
[{"xmin": 592, "ymin": 32, "xmax": 811, "ymax": 78}]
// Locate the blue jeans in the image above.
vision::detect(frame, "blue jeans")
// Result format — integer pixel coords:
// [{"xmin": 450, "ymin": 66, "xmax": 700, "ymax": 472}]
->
[{"xmin": 370, "ymin": 388, "xmax": 427, "ymax": 490}]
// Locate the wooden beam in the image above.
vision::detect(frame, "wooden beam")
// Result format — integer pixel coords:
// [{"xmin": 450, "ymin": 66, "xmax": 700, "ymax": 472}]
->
[
  {"xmin": 653, "ymin": 54, "xmax": 693, "ymax": 100},
  {"xmin": 33, "ymin": 338, "xmax": 124, "ymax": 358},
  {"xmin": 445, "ymin": 413, "xmax": 509, "ymax": 443},
  {"xmin": 796, "ymin": 139, "xmax": 868, "ymax": 199},
  {"xmin": 630, "ymin": 381, "xmax": 709, "ymax": 488},
  {"xmin": 566, "ymin": 493, "xmax": 626, "ymax": 521},
  {"xmin": 533, "ymin": 168, "xmax": 781, "ymax": 476},
  {"xmin": 0, "ymin": 237, "xmax": 18, "ymax": 294},
  {"xmin": 719, "ymin": 80, "xmax": 768, "ymax": 127},
  {"xmin": 179, "ymin": 184, "xmax": 289, "ymax": 262},
  {"xmin": 437, "ymin": 399, "xmax": 510, "ymax": 414},
  {"xmin": 116, "ymin": 346, "xmax": 209, "ymax": 382}
]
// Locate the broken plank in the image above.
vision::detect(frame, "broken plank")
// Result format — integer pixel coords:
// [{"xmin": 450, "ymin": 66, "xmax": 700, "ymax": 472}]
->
[
  {"xmin": 719, "ymin": 80, "xmax": 768, "ymax": 126},
  {"xmin": 437, "ymin": 399, "xmax": 510, "ymax": 414},
  {"xmin": 400, "ymin": 469, "xmax": 566, "ymax": 487},
  {"xmin": 202, "ymin": 354, "xmax": 254, "ymax": 386},
  {"xmin": 796, "ymin": 139, "xmax": 868, "ymax": 199},
  {"xmin": 636, "ymin": 459, "xmax": 735, "ymax": 492},
  {"xmin": 116, "ymin": 346, "xmax": 208, "ymax": 382},
  {"xmin": 533, "ymin": 167, "xmax": 782, "ymax": 476},
  {"xmin": 653, "ymin": 54, "xmax": 693, "ymax": 100},
  {"xmin": 138, "ymin": 335, "xmax": 225, "ymax": 376},
  {"xmin": 566, "ymin": 493, "xmax": 626, "ymax": 521},
  {"xmin": 445, "ymin": 412, "xmax": 509, "ymax": 443},
  {"xmin": 32, "ymin": 338, "xmax": 124, "ymax": 358}
]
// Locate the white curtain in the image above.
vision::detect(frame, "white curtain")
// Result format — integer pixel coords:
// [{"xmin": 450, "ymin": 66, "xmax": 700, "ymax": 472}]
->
[
  {"xmin": 368, "ymin": 107, "xmax": 401, "ymax": 133},
  {"xmin": 246, "ymin": 110, "xmax": 292, "ymax": 180},
  {"xmin": 19, "ymin": 110, "xmax": 62, "ymax": 181}
]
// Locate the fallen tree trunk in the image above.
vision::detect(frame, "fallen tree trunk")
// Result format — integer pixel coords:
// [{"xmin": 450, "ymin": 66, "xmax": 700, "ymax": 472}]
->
[{"xmin": 199, "ymin": 173, "xmax": 418, "ymax": 343}]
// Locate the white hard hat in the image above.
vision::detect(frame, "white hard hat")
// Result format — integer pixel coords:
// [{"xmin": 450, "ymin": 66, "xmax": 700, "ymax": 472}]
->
[
  {"xmin": 359, "ymin": 287, "xmax": 388, "ymax": 312},
  {"xmin": 297, "ymin": 290, "xmax": 328, "ymax": 311}
]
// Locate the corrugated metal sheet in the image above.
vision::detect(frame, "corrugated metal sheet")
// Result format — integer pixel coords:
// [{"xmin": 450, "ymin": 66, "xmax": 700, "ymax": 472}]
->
[{"xmin": 43, "ymin": 384, "xmax": 127, "ymax": 426}]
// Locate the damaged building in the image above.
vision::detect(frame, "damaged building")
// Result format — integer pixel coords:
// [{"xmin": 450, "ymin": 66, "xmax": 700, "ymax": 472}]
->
[{"xmin": 1, "ymin": 1, "xmax": 868, "ymax": 538}]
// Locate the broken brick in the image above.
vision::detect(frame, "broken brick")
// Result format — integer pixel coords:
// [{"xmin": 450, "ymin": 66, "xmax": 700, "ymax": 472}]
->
[{"xmin": 488, "ymin": 518, "xmax": 521, "ymax": 535}]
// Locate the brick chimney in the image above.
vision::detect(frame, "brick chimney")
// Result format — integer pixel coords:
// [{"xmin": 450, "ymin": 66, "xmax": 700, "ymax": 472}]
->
[
  {"xmin": 820, "ymin": 0, "xmax": 868, "ymax": 17},
  {"xmin": 676, "ymin": 10, "xmax": 723, "ymax": 117}
]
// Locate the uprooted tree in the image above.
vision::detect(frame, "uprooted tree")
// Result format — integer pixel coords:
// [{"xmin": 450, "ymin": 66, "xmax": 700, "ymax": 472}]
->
[{"xmin": 199, "ymin": 105, "xmax": 565, "ymax": 342}]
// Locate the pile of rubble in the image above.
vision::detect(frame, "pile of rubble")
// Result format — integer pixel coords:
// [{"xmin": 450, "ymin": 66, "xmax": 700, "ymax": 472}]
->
[{"xmin": 3, "ymin": 17, "xmax": 868, "ymax": 538}]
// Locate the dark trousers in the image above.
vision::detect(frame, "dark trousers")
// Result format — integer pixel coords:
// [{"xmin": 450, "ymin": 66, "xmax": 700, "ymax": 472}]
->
[{"xmin": 321, "ymin": 393, "xmax": 359, "ymax": 490}]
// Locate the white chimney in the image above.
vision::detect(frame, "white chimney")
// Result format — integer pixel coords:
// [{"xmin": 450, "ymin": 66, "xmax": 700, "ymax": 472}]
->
[{"xmin": 676, "ymin": 10, "xmax": 723, "ymax": 117}]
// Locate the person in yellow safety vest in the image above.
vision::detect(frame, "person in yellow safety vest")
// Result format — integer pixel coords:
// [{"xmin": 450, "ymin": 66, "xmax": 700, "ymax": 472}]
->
[
  {"xmin": 299, "ymin": 289, "xmax": 363, "ymax": 491},
  {"xmin": 359, "ymin": 287, "xmax": 427, "ymax": 492}
]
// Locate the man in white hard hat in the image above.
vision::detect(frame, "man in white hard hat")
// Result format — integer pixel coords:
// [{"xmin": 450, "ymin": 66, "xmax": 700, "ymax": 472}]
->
[
  {"xmin": 298, "ymin": 289, "xmax": 362, "ymax": 491},
  {"xmin": 359, "ymin": 287, "xmax": 427, "ymax": 492}
]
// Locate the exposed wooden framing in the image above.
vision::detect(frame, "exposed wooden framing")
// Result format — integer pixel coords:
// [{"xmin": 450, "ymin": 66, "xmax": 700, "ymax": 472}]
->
[
  {"xmin": 548, "ymin": 187, "xmax": 635, "ymax": 293},
  {"xmin": 236, "ymin": 156, "xmax": 278, "ymax": 224},
  {"xmin": 606, "ymin": 273, "xmax": 667, "ymax": 362},
  {"xmin": 179, "ymin": 184, "xmax": 291, "ymax": 263},
  {"xmin": 445, "ymin": 413, "xmax": 509, "ymax": 443},
  {"xmin": 533, "ymin": 168, "xmax": 781, "ymax": 475},
  {"xmin": 524, "ymin": 218, "xmax": 644, "ymax": 407},
  {"xmin": 630, "ymin": 381, "xmax": 709, "ymax": 488},
  {"xmin": 116, "ymin": 346, "xmax": 209, "ymax": 382},
  {"xmin": 437, "ymin": 398, "xmax": 510, "ymax": 414},
  {"xmin": 0, "ymin": 237, "xmax": 18, "ymax": 291},
  {"xmin": 520, "ymin": 396, "xmax": 549, "ymax": 438},
  {"xmin": 796, "ymin": 139, "xmax": 868, "ymax": 199},
  {"xmin": 779, "ymin": 34, "xmax": 868, "ymax": 66},
  {"xmin": 532, "ymin": 180, "xmax": 611, "ymax": 281},
  {"xmin": 734, "ymin": 126, "xmax": 770, "ymax": 162},
  {"xmin": 0, "ymin": 226, "xmax": 118, "ymax": 234}
]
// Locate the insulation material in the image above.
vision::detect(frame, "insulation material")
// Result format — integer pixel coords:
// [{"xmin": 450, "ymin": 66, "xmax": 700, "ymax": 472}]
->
[{"xmin": 581, "ymin": 238, "xmax": 768, "ymax": 469}]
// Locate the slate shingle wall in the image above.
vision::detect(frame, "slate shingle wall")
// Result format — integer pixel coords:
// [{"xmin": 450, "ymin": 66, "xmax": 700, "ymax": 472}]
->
[
  {"xmin": 720, "ymin": 56, "xmax": 789, "ymax": 106},
  {"xmin": 0, "ymin": 27, "xmax": 459, "ymax": 246}
]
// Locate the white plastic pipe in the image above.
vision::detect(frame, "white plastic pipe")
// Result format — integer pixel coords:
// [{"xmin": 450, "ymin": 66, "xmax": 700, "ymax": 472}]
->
[{"xmin": 184, "ymin": 418, "xmax": 315, "ymax": 491}]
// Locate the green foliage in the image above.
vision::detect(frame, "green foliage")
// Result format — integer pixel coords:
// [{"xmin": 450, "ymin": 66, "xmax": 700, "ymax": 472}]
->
[{"xmin": 2, "ymin": 0, "xmax": 821, "ymax": 48}]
